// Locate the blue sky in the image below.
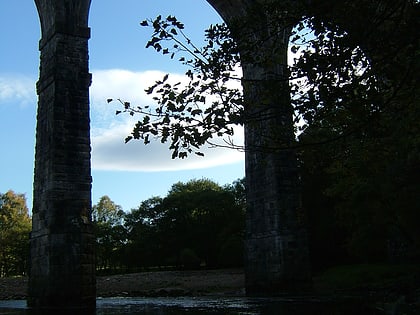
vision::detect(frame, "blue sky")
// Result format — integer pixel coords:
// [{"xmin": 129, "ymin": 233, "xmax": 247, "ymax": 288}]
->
[{"xmin": 0, "ymin": 1, "xmax": 245, "ymax": 212}]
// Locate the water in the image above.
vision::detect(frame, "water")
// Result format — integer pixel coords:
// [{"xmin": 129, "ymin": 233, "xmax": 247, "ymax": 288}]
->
[{"xmin": 0, "ymin": 296, "xmax": 379, "ymax": 315}]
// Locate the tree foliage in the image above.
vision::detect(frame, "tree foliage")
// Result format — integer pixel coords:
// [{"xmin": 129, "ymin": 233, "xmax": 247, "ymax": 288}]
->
[
  {"xmin": 91, "ymin": 179, "xmax": 245, "ymax": 273},
  {"xmin": 109, "ymin": 15, "xmax": 243, "ymax": 158},
  {"xmin": 0, "ymin": 190, "xmax": 31, "ymax": 277},
  {"xmin": 298, "ymin": 0, "xmax": 419, "ymax": 263},
  {"xmin": 109, "ymin": 0, "xmax": 418, "ymax": 154},
  {"xmin": 106, "ymin": 0, "xmax": 418, "ymax": 266},
  {"xmin": 92, "ymin": 195, "xmax": 126, "ymax": 271},
  {"xmin": 124, "ymin": 178, "xmax": 245, "ymax": 270}
]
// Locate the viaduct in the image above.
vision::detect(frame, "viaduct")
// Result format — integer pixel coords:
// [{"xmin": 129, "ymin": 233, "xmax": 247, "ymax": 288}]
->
[{"xmin": 29, "ymin": 0, "xmax": 311, "ymax": 310}]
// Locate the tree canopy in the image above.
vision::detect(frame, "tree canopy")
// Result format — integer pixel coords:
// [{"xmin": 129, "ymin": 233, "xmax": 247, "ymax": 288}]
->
[
  {"xmin": 124, "ymin": 178, "xmax": 246, "ymax": 270},
  {"xmin": 93, "ymin": 178, "xmax": 246, "ymax": 272},
  {"xmin": 92, "ymin": 195, "xmax": 126, "ymax": 271},
  {"xmin": 108, "ymin": 0, "xmax": 418, "ymax": 266},
  {"xmin": 110, "ymin": 0, "xmax": 418, "ymax": 156},
  {"xmin": 0, "ymin": 190, "xmax": 31, "ymax": 277}
]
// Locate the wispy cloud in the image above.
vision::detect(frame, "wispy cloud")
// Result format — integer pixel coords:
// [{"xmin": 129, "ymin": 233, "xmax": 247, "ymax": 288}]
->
[
  {"xmin": 0, "ymin": 74, "xmax": 36, "ymax": 107},
  {"xmin": 90, "ymin": 68, "xmax": 244, "ymax": 172}
]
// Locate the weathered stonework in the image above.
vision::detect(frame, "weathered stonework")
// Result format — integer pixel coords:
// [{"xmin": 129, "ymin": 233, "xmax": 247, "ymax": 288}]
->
[
  {"xmin": 208, "ymin": 0, "xmax": 312, "ymax": 295},
  {"xmin": 29, "ymin": 0, "xmax": 95, "ymax": 310},
  {"xmin": 30, "ymin": 0, "xmax": 311, "ymax": 309},
  {"xmin": 241, "ymin": 60, "xmax": 311, "ymax": 294}
]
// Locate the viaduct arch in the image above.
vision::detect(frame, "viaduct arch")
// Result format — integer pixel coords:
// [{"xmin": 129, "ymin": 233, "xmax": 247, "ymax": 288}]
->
[{"xmin": 29, "ymin": 0, "xmax": 311, "ymax": 310}]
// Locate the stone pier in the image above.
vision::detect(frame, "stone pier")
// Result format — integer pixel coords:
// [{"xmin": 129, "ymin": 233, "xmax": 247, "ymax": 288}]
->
[
  {"xmin": 28, "ymin": 0, "xmax": 95, "ymax": 310},
  {"xmin": 241, "ymin": 41, "xmax": 312, "ymax": 295},
  {"xmin": 208, "ymin": 0, "xmax": 312, "ymax": 295}
]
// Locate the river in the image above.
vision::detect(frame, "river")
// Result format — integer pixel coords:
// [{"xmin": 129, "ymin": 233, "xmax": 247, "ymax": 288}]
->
[{"xmin": 0, "ymin": 296, "xmax": 381, "ymax": 315}]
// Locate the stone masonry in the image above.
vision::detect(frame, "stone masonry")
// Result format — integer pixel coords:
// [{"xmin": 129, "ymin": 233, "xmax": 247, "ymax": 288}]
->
[
  {"xmin": 208, "ymin": 0, "xmax": 311, "ymax": 295},
  {"xmin": 29, "ymin": 0, "xmax": 95, "ymax": 310},
  {"xmin": 29, "ymin": 0, "xmax": 311, "ymax": 309}
]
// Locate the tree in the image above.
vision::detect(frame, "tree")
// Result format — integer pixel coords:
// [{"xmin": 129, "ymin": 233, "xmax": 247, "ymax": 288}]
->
[
  {"xmin": 93, "ymin": 195, "xmax": 124, "ymax": 226},
  {"xmin": 161, "ymin": 178, "xmax": 245, "ymax": 268},
  {"xmin": 92, "ymin": 196, "xmax": 126, "ymax": 272},
  {"xmin": 124, "ymin": 179, "xmax": 245, "ymax": 269},
  {"xmin": 296, "ymin": 0, "xmax": 419, "ymax": 263},
  {"xmin": 109, "ymin": 0, "xmax": 417, "ymax": 154},
  {"xmin": 0, "ymin": 190, "xmax": 31, "ymax": 277},
  {"xmin": 110, "ymin": 0, "xmax": 418, "ymax": 266},
  {"xmin": 224, "ymin": 178, "xmax": 246, "ymax": 209},
  {"xmin": 124, "ymin": 196, "xmax": 165, "ymax": 269}
]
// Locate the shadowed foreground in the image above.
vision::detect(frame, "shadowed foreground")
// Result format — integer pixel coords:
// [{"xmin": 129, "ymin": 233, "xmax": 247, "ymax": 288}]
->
[
  {"xmin": 0, "ymin": 269, "xmax": 244, "ymax": 300},
  {"xmin": 1, "ymin": 267, "xmax": 419, "ymax": 314}
]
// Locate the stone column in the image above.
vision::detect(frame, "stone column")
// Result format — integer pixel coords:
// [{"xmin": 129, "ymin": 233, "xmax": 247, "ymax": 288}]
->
[
  {"xmin": 241, "ymin": 15, "xmax": 312, "ymax": 295},
  {"xmin": 29, "ymin": 0, "xmax": 95, "ymax": 310},
  {"xmin": 243, "ymin": 67, "xmax": 312, "ymax": 294},
  {"xmin": 209, "ymin": 0, "xmax": 311, "ymax": 295}
]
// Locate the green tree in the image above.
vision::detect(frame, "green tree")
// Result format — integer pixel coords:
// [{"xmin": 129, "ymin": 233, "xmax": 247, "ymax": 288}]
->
[
  {"xmin": 110, "ymin": 0, "xmax": 417, "ymax": 158},
  {"xmin": 297, "ymin": 0, "xmax": 419, "ymax": 263},
  {"xmin": 224, "ymin": 178, "xmax": 246, "ymax": 208},
  {"xmin": 92, "ymin": 196, "xmax": 126, "ymax": 272},
  {"xmin": 124, "ymin": 196, "xmax": 165, "ymax": 269},
  {"xmin": 125, "ymin": 179, "xmax": 245, "ymax": 269},
  {"xmin": 0, "ymin": 190, "xmax": 31, "ymax": 277},
  {"xmin": 111, "ymin": 0, "xmax": 418, "ymax": 265},
  {"xmin": 159, "ymin": 179, "xmax": 245, "ymax": 268}
]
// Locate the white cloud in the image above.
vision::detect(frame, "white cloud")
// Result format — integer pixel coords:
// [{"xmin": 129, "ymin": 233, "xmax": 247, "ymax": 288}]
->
[
  {"xmin": 91, "ymin": 69, "xmax": 176, "ymax": 106},
  {"xmin": 91, "ymin": 121, "xmax": 244, "ymax": 172},
  {"xmin": 0, "ymin": 75, "xmax": 36, "ymax": 107},
  {"xmin": 90, "ymin": 68, "xmax": 244, "ymax": 172},
  {"xmin": 0, "ymin": 69, "xmax": 244, "ymax": 172},
  {"xmin": 91, "ymin": 69, "xmax": 164, "ymax": 126}
]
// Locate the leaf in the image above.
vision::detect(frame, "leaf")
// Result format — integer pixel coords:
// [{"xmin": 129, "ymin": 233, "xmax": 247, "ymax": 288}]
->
[
  {"xmin": 163, "ymin": 115, "xmax": 170, "ymax": 124},
  {"xmin": 145, "ymin": 85, "xmax": 156, "ymax": 94},
  {"xmin": 291, "ymin": 45, "xmax": 300, "ymax": 54},
  {"xmin": 107, "ymin": 98, "xmax": 113, "ymax": 103},
  {"xmin": 143, "ymin": 116, "xmax": 151, "ymax": 124},
  {"xmin": 140, "ymin": 20, "xmax": 149, "ymax": 27},
  {"xmin": 144, "ymin": 134, "xmax": 150, "ymax": 144},
  {"xmin": 191, "ymin": 109, "xmax": 202, "ymax": 116}
]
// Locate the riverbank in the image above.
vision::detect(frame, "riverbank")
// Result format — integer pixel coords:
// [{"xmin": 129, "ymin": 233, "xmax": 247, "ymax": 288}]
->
[
  {"xmin": 0, "ymin": 269, "xmax": 244, "ymax": 300},
  {"xmin": 96, "ymin": 268, "xmax": 245, "ymax": 298},
  {"xmin": 1, "ymin": 266, "xmax": 419, "ymax": 313}
]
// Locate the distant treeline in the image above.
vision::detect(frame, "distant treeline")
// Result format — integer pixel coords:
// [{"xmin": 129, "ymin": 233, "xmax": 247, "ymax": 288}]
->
[
  {"xmin": 1, "ymin": 146, "xmax": 418, "ymax": 277},
  {"xmin": 92, "ymin": 178, "xmax": 246, "ymax": 273}
]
